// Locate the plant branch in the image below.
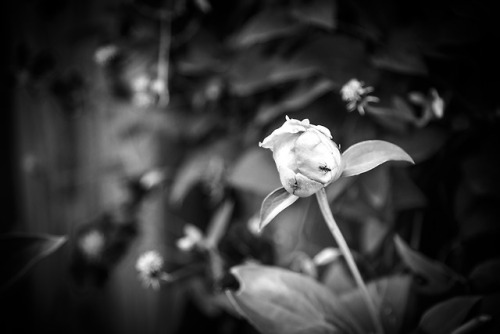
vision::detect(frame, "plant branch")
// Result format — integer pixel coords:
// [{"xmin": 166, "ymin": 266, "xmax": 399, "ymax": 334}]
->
[{"xmin": 316, "ymin": 188, "xmax": 384, "ymax": 334}]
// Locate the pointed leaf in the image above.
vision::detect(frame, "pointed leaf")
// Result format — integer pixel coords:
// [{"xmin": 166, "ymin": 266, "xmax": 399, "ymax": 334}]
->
[
  {"xmin": 255, "ymin": 78, "xmax": 334, "ymax": 126},
  {"xmin": 228, "ymin": 264, "xmax": 365, "ymax": 334},
  {"xmin": 468, "ymin": 259, "xmax": 500, "ymax": 294},
  {"xmin": 0, "ymin": 233, "xmax": 67, "ymax": 289},
  {"xmin": 229, "ymin": 50, "xmax": 318, "ymax": 96},
  {"xmin": 290, "ymin": 0, "xmax": 337, "ymax": 30},
  {"xmin": 205, "ymin": 199, "xmax": 235, "ymax": 249},
  {"xmin": 342, "ymin": 140, "xmax": 414, "ymax": 177},
  {"xmin": 418, "ymin": 296, "xmax": 482, "ymax": 334},
  {"xmin": 228, "ymin": 148, "xmax": 281, "ymax": 195},
  {"xmin": 260, "ymin": 187, "xmax": 299, "ymax": 230},
  {"xmin": 230, "ymin": 10, "xmax": 300, "ymax": 48},
  {"xmin": 394, "ymin": 235, "xmax": 465, "ymax": 294}
]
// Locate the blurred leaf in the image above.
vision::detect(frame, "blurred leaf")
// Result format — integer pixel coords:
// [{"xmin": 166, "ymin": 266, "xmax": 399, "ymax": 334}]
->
[
  {"xmin": 205, "ymin": 199, "xmax": 235, "ymax": 249},
  {"xmin": 255, "ymin": 78, "xmax": 334, "ymax": 126},
  {"xmin": 339, "ymin": 275, "xmax": 414, "ymax": 334},
  {"xmin": 228, "ymin": 264, "xmax": 365, "ymax": 334},
  {"xmin": 418, "ymin": 296, "xmax": 482, "ymax": 334},
  {"xmin": 313, "ymin": 247, "xmax": 341, "ymax": 266},
  {"xmin": 290, "ymin": 0, "xmax": 337, "ymax": 30},
  {"xmin": 228, "ymin": 147, "xmax": 281, "ymax": 195},
  {"xmin": 371, "ymin": 28, "xmax": 428, "ymax": 75},
  {"xmin": 335, "ymin": 190, "xmax": 379, "ymax": 223},
  {"xmin": 288, "ymin": 251, "xmax": 318, "ymax": 278},
  {"xmin": 394, "ymin": 235, "xmax": 465, "ymax": 294},
  {"xmin": 384, "ymin": 126, "xmax": 448, "ymax": 163},
  {"xmin": 325, "ymin": 176, "xmax": 356, "ymax": 202},
  {"xmin": 1, "ymin": 233, "xmax": 67, "ymax": 289},
  {"xmin": 450, "ymin": 315, "xmax": 492, "ymax": 334},
  {"xmin": 177, "ymin": 31, "xmax": 227, "ymax": 74},
  {"xmin": 365, "ymin": 96, "xmax": 418, "ymax": 132},
  {"xmin": 461, "ymin": 155, "xmax": 500, "ymax": 197},
  {"xmin": 468, "ymin": 259, "xmax": 500, "ymax": 294},
  {"xmin": 228, "ymin": 50, "xmax": 318, "ymax": 96},
  {"xmin": 321, "ymin": 259, "xmax": 357, "ymax": 295},
  {"xmin": 361, "ymin": 218, "xmax": 390, "ymax": 254},
  {"xmin": 170, "ymin": 139, "xmax": 238, "ymax": 205},
  {"xmin": 475, "ymin": 293, "xmax": 500, "ymax": 334},
  {"xmin": 341, "ymin": 140, "xmax": 414, "ymax": 177},
  {"xmin": 230, "ymin": 9, "xmax": 300, "ymax": 48},
  {"xmin": 293, "ymin": 35, "xmax": 374, "ymax": 85},
  {"xmin": 359, "ymin": 165, "xmax": 391, "ymax": 210},
  {"xmin": 259, "ymin": 187, "xmax": 299, "ymax": 231},
  {"xmin": 392, "ymin": 168, "xmax": 427, "ymax": 211}
]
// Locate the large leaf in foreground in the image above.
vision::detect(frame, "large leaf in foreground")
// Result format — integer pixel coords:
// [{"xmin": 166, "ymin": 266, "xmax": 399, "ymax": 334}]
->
[
  {"xmin": 227, "ymin": 264, "xmax": 364, "ymax": 334},
  {"xmin": 341, "ymin": 140, "xmax": 414, "ymax": 177},
  {"xmin": 259, "ymin": 187, "xmax": 299, "ymax": 230},
  {"xmin": 0, "ymin": 233, "xmax": 67, "ymax": 289}
]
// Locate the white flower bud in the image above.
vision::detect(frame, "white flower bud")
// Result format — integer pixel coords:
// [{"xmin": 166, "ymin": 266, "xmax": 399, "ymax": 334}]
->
[{"xmin": 259, "ymin": 117, "xmax": 343, "ymax": 197}]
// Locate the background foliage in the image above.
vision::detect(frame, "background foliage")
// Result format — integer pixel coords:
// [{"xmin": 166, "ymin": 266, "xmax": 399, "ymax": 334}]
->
[{"xmin": 2, "ymin": 0, "xmax": 500, "ymax": 333}]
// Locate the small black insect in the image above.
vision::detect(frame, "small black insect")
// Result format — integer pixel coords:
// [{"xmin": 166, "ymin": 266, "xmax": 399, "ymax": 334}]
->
[{"xmin": 319, "ymin": 164, "xmax": 331, "ymax": 173}]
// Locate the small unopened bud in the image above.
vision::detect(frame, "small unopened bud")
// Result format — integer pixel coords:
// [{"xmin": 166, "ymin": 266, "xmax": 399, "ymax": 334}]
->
[{"xmin": 259, "ymin": 117, "xmax": 343, "ymax": 197}]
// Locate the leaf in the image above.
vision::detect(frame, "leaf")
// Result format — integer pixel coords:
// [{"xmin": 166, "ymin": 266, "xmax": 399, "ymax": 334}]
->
[
  {"xmin": 371, "ymin": 28, "xmax": 428, "ymax": 75},
  {"xmin": 339, "ymin": 275, "xmax": 414, "ymax": 334},
  {"xmin": 394, "ymin": 235, "xmax": 465, "ymax": 294},
  {"xmin": 468, "ymin": 259, "xmax": 500, "ymax": 294},
  {"xmin": 205, "ymin": 199, "xmax": 235, "ymax": 249},
  {"xmin": 170, "ymin": 138, "xmax": 238, "ymax": 205},
  {"xmin": 0, "ymin": 233, "xmax": 67, "ymax": 289},
  {"xmin": 292, "ymin": 35, "xmax": 375, "ymax": 86},
  {"xmin": 321, "ymin": 258, "xmax": 357, "ymax": 296},
  {"xmin": 259, "ymin": 187, "xmax": 299, "ymax": 230},
  {"xmin": 227, "ymin": 147, "xmax": 282, "ymax": 195},
  {"xmin": 228, "ymin": 264, "xmax": 365, "ymax": 334},
  {"xmin": 230, "ymin": 9, "xmax": 300, "ymax": 48},
  {"xmin": 290, "ymin": 0, "xmax": 337, "ymax": 30},
  {"xmin": 383, "ymin": 126, "xmax": 448, "ymax": 163},
  {"xmin": 228, "ymin": 50, "xmax": 318, "ymax": 96},
  {"xmin": 341, "ymin": 140, "xmax": 414, "ymax": 177},
  {"xmin": 392, "ymin": 168, "xmax": 427, "ymax": 211},
  {"xmin": 365, "ymin": 95, "xmax": 418, "ymax": 132},
  {"xmin": 418, "ymin": 296, "xmax": 483, "ymax": 334},
  {"xmin": 359, "ymin": 165, "xmax": 391, "ymax": 210},
  {"xmin": 255, "ymin": 78, "xmax": 334, "ymax": 126}
]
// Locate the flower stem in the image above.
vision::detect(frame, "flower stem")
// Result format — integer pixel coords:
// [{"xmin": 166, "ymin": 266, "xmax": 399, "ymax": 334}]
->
[{"xmin": 316, "ymin": 188, "xmax": 384, "ymax": 334}]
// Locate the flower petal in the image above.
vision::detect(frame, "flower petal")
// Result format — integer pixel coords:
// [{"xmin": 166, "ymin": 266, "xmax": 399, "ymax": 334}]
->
[
  {"xmin": 294, "ymin": 130, "xmax": 342, "ymax": 184},
  {"xmin": 293, "ymin": 173, "xmax": 324, "ymax": 197}
]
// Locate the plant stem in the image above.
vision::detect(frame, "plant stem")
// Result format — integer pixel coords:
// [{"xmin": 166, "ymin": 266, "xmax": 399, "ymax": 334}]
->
[{"xmin": 316, "ymin": 188, "xmax": 384, "ymax": 334}]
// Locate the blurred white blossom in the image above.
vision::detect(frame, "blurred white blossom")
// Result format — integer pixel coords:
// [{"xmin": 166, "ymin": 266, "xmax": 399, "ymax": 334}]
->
[
  {"xmin": 136, "ymin": 251, "xmax": 169, "ymax": 289},
  {"xmin": 94, "ymin": 45, "xmax": 119, "ymax": 65},
  {"xmin": 176, "ymin": 224, "xmax": 205, "ymax": 251},
  {"xmin": 78, "ymin": 230, "xmax": 105, "ymax": 261},
  {"xmin": 140, "ymin": 169, "xmax": 165, "ymax": 190},
  {"xmin": 340, "ymin": 79, "xmax": 379, "ymax": 115}
]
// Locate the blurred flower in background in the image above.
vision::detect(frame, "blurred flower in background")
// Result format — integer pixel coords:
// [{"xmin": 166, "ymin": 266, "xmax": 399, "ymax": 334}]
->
[{"xmin": 136, "ymin": 250, "xmax": 169, "ymax": 290}]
